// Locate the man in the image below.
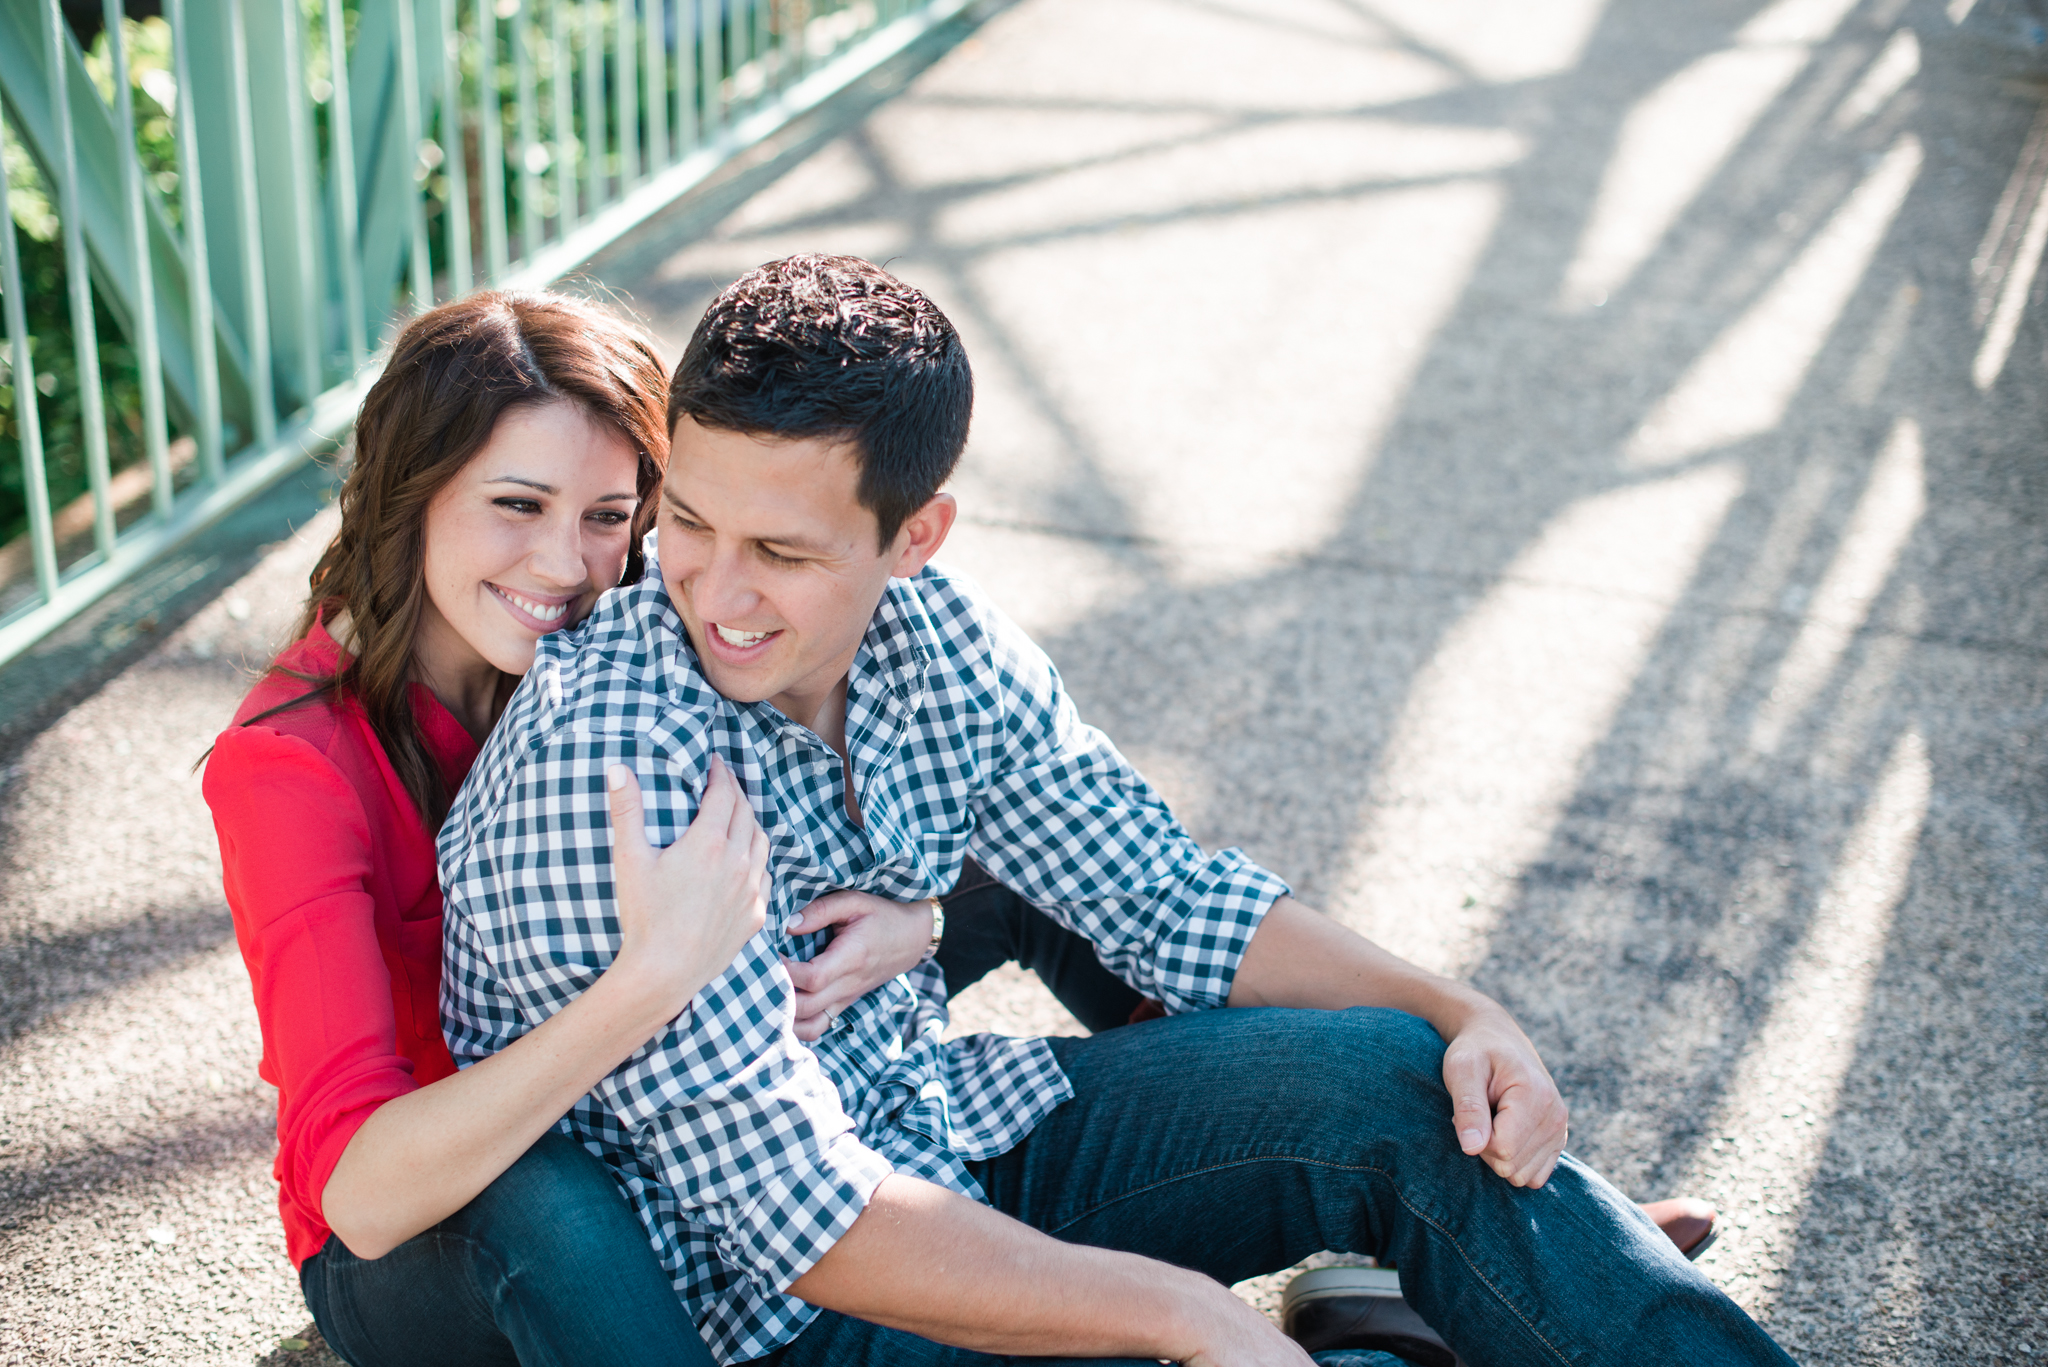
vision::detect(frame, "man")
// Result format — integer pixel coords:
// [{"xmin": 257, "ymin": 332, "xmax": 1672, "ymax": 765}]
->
[{"xmin": 440, "ymin": 256, "xmax": 1793, "ymax": 1366}]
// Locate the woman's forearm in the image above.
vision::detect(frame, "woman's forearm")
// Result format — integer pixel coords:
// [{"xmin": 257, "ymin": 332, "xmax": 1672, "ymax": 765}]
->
[{"xmin": 320, "ymin": 960, "xmax": 680, "ymax": 1259}]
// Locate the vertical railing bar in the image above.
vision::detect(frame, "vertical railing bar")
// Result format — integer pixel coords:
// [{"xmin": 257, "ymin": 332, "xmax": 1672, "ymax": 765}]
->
[
  {"xmin": 643, "ymin": 0, "xmax": 666, "ymax": 171},
  {"xmin": 551, "ymin": 0, "xmax": 576, "ymax": 233},
  {"xmin": 727, "ymin": 0, "xmax": 743, "ymax": 116},
  {"xmin": 700, "ymin": 0, "xmax": 721, "ymax": 140},
  {"xmin": 278, "ymin": 0, "xmax": 324, "ymax": 407},
  {"xmin": 45, "ymin": 0, "xmax": 116, "ymax": 556},
  {"xmin": 616, "ymin": 0, "xmax": 639, "ymax": 188},
  {"xmin": 224, "ymin": 0, "xmax": 278, "ymax": 444},
  {"xmin": 0, "ymin": 111, "xmax": 60, "ymax": 598},
  {"xmin": 103, "ymin": 0, "xmax": 172, "ymax": 519},
  {"xmin": 439, "ymin": 0, "xmax": 474, "ymax": 296},
  {"xmin": 477, "ymin": 0, "xmax": 508, "ymax": 279},
  {"xmin": 324, "ymin": 0, "xmax": 367, "ymax": 372},
  {"xmin": 166, "ymin": 0, "xmax": 223, "ymax": 482},
  {"xmin": 513, "ymin": 0, "xmax": 541, "ymax": 259},
  {"xmin": 581, "ymin": 0, "xmax": 604, "ymax": 212},
  {"xmin": 675, "ymin": 0, "xmax": 697, "ymax": 152},
  {"xmin": 394, "ymin": 0, "xmax": 436, "ymax": 311}
]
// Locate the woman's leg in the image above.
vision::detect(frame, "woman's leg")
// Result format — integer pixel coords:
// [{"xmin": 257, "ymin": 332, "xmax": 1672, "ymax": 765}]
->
[
  {"xmin": 302, "ymin": 1130, "xmax": 713, "ymax": 1367},
  {"xmin": 935, "ymin": 864, "xmax": 1144, "ymax": 1033}
]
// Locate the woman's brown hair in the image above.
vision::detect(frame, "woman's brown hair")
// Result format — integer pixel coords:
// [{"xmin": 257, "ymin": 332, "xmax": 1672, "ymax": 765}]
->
[{"xmin": 258, "ymin": 290, "xmax": 670, "ymax": 829}]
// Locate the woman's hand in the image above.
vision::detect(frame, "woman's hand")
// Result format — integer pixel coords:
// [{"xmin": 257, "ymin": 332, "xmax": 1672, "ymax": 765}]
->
[
  {"xmin": 782, "ymin": 892, "xmax": 935, "ymax": 1040},
  {"xmin": 606, "ymin": 756, "xmax": 769, "ymax": 1020}
]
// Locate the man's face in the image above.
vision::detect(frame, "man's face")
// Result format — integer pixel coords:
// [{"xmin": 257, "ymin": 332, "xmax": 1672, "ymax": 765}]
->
[{"xmin": 660, "ymin": 416, "xmax": 923, "ymax": 728}]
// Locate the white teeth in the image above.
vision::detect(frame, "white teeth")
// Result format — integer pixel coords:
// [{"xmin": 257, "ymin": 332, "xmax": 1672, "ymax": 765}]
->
[
  {"xmin": 501, "ymin": 589, "xmax": 567, "ymax": 622},
  {"xmin": 715, "ymin": 623, "xmax": 772, "ymax": 647}
]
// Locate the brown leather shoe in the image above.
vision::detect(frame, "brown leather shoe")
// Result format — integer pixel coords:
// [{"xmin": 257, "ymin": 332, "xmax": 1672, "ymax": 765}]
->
[{"xmin": 1640, "ymin": 1197, "xmax": 1721, "ymax": 1260}]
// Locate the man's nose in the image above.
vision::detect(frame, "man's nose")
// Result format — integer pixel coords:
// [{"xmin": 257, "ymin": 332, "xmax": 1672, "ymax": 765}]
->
[{"xmin": 688, "ymin": 543, "xmax": 760, "ymax": 622}]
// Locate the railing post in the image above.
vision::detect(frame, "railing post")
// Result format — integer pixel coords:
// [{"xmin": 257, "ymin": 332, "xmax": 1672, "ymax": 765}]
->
[
  {"xmin": 581, "ymin": 0, "xmax": 605, "ymax": 212},
  {"xmin": 552, "ymin": 0, "xmax": 577, "ymax": 234},
  {"xmin": 394, "ymin": 0, "xmax": 436, "ymax": 311},
  {"xmin": 102, "ymin": 0, "xmax": 172, "ymax": 520},
  {"xmin": 223, "ymin": 0, "xmax": 277, "ymax": 444},
  {"xmin": 616, "ymin": 0, "xmax": 639, "ymax": 188},
  {"xmin": 643, "ymin": 0, "xmax": 667, "ymax": 173},
  {"xmin": 44, "ymin": 0, "xmax": 116, "ymax": 558},
  {"xmin": 477, "ymin": 0, "xmax": 508, "ymax": 280},
  {"xmin": 166, "ymin": 0, "xmax": 224, "ymax": 484},
  {"xmin": 324, "ymin": 0, "xmax": 368, "ymax": 372},
  {"xmin": 513, "ymin": 0, "xmax": 542, "ymax": 259},
  {"xmin": 0, "ymin": 112, "xmax": 60, "ymax": 597},
  {"xmin": 700, "ymin": 0, "xmax": 721, "ymax": 140},
  {"xmin": 675, "ymin": 0, "xmax": 697, "ymax": 152},
  {"xmin": 439, "ymin": 0, "xmax": 474, "ymax": 296}
]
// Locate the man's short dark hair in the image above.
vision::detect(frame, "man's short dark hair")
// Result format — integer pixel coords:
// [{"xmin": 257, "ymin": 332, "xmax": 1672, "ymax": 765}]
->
[{"xmin": 668, "ymin": 255, "xmax": 973, "ymax": 546}]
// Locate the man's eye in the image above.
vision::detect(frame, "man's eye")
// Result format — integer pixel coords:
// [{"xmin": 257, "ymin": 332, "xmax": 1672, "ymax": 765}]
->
[
  {"xmin": 759, "ymin": 546, "xmax": 801, "ymax": 566},
  {"xmin": 494, "ymin": 497, "xmax": 542, "ymax": 515}
]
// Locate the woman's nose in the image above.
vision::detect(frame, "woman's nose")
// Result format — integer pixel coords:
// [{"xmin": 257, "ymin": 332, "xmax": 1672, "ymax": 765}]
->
[{"xmin": 528, "ymin": 516, "xmax": 588, "ymax": 588}]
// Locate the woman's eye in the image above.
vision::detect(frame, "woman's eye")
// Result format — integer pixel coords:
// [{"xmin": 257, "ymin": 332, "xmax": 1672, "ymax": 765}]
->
[
  {"xmin": 588, "ymin": 510, "xmax": 630, "ymax": 527},
  {"xmin": 493, "ymin": 497, "xmax": 542, "ymax": 515}
]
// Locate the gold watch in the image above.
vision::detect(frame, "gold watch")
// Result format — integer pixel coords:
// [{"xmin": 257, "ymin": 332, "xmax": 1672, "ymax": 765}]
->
[{"xmin": 920, "ymin": 896, "xmax": 945, "ymax": 963}]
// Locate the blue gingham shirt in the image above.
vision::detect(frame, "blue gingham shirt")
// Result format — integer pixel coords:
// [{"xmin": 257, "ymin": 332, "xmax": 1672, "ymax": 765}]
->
[{"xmin": 437, "ymin": 552, "xmax": 1287, "ymax": 1363}]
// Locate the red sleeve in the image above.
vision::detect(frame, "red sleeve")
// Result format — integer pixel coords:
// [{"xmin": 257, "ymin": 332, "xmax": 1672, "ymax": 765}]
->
[{"xmin": 203, "ymin": 724, "xmax": 424, "ymax": 1239}]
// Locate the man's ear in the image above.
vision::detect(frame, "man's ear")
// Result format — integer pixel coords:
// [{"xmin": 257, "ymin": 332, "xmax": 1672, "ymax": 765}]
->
[{"xmin": 889, "ymin": 493, "xmax": 958, "ymax": 579}]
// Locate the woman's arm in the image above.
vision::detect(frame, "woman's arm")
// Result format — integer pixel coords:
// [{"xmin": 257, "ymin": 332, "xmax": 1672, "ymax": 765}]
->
[{"xmin": 321, "ymin": 758, "xmax": 767, "ymax": 1258}]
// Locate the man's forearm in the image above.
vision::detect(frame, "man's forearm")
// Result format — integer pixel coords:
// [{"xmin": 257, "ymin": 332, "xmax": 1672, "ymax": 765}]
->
[
  {"xmin": 789, "ymin": 1174, "xmax": 1287, "ymax": 1362},
  {"xmin": 1227, "ymin": 895, "xmax": 1494, "ymax": 1032}
]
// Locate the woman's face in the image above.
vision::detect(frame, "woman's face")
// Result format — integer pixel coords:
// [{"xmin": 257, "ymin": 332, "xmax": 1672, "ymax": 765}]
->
[{"xmin": 416, "ymin": 401, "xmax": 642, "ymax": 684}]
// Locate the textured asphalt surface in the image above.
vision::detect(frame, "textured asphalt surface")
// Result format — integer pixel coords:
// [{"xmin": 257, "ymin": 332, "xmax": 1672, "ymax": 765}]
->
[{"xmin": 5, "ymin": 0, "xmax": 2048, "ymax": 1362}]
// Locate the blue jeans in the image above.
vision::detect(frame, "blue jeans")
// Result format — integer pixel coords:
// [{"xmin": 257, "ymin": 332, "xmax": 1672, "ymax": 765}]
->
[
  {"xmin": 300, "ymin": 1130, "xmax": 715, "ymax": 1367},
  {"xmin": 758, "ymin": 1007, "xmax": 1795, "ymax": 1367}
]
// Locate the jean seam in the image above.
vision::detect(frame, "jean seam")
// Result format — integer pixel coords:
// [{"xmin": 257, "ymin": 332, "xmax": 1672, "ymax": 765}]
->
[{"xmin": 1042, "ymin": 1153, "xmax": 1574, "ymax": 1367}]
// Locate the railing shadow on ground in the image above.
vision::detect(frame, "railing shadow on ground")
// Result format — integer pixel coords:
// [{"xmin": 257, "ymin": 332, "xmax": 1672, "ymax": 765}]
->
[{"xmin": 602, "ymin": 0, "xmax": 2046, "ymax": 1358}]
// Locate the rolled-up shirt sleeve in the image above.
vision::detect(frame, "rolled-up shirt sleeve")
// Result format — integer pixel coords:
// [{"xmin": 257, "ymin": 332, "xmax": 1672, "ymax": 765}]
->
[
  {"xmin": 958, "ymin": 600, "xmax": 1291, "ymax": 1013},
  {"xmin": 439, "ymin": 728, "xmax": 893, "ymax": 1295}
]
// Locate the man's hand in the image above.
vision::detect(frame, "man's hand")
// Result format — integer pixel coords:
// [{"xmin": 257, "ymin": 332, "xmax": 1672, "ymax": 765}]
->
[
  {"xmin": 1231, "ymin": 897, "xmax": 1569, "ymax": 1187},
  {"xmin": 783, "ymin": 891, "xmax": 934, "ymax": 1040},
  {"xmin": 1442, "ymin": 1006, "xmax": 1568, "ymax": 1188}
]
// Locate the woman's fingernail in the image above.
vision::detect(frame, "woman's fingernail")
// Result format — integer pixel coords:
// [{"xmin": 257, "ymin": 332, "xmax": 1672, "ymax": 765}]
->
[{"xmin": 606, "ymin": 765, "xmax": 629, "ymax": 792}]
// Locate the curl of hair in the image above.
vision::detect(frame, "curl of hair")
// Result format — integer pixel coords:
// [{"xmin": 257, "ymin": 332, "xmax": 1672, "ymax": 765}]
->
[{"xmin": 250, "ymin": 291, "xmax": 670, "ymax": 829}]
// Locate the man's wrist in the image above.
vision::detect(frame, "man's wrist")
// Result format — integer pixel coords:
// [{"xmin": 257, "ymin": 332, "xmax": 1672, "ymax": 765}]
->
[{"xmin": 918, "ymin": 896, "xmax": 945, "ymax": 963}]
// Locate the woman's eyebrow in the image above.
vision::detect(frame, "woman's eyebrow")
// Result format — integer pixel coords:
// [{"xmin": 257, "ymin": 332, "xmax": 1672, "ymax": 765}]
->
[{"xmin": 485, "ymin": 475, "xmax": 558, "ymax": 494}]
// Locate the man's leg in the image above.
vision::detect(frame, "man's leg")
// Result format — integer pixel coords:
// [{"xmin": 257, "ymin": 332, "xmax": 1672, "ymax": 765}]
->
[
  {"xmin": 965, "ymin": 1007, "xmax": 1793, "ymax": 1367},
  {"xmin": 936, "ymin": 863, "xmax": 1145, "ymax": 1033}
]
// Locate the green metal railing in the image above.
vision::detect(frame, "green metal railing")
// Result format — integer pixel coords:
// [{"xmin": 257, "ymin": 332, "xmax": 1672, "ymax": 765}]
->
[{"xmin": 0, "ymin": 0, "xmax": 965, "ymax": 669}]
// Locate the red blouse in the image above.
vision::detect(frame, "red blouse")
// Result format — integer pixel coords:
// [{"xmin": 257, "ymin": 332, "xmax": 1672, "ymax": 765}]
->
[{"xmin": 203, "ymin": 623, "xmax": 480, "ymax": 1267}]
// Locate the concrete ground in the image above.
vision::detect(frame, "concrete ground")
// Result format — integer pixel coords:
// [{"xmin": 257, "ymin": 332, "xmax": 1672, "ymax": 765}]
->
[{"xmin": 5, "ymin": 0, "xmax": 2047, "ymax": 1362}]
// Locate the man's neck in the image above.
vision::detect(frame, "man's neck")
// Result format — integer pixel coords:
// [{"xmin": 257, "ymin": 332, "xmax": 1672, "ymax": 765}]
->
[{"xmin": 772, "ymin": 676, "xmax": 852, "ymax": 762}]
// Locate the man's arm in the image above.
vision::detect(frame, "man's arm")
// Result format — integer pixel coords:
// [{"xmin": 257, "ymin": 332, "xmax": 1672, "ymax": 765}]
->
[
  {"xmin": 1228, "ymin": 896, "xmax": 1569, "ymax": 1188},
  {"xmin": 790, "ymin": 1174, "xmax": 1313, "ymax": 1367}
]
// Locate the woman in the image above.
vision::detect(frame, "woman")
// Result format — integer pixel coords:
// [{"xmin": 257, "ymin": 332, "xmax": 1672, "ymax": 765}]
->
[{"xmin": 203, "ymin": 291, "xmax": 781, "ymax": 1367}]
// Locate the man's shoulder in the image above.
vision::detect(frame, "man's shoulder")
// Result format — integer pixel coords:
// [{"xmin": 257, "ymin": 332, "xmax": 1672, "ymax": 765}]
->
[
  {"xmin": 903, "ymin": 563, "xmax": 1036, "ymax": 676},
  {"xmin": 442, "ymin": 578, "xmax": 720, "ymax": 853},
  {"xmin": 513, "ymin": 575, "xmax": 732, "ymax": 740}
]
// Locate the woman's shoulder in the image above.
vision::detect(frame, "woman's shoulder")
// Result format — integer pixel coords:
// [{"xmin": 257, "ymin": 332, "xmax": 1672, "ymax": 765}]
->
[{"xmin": 227, "ymin": 624, "xmax": 352, "ymax": 731}]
